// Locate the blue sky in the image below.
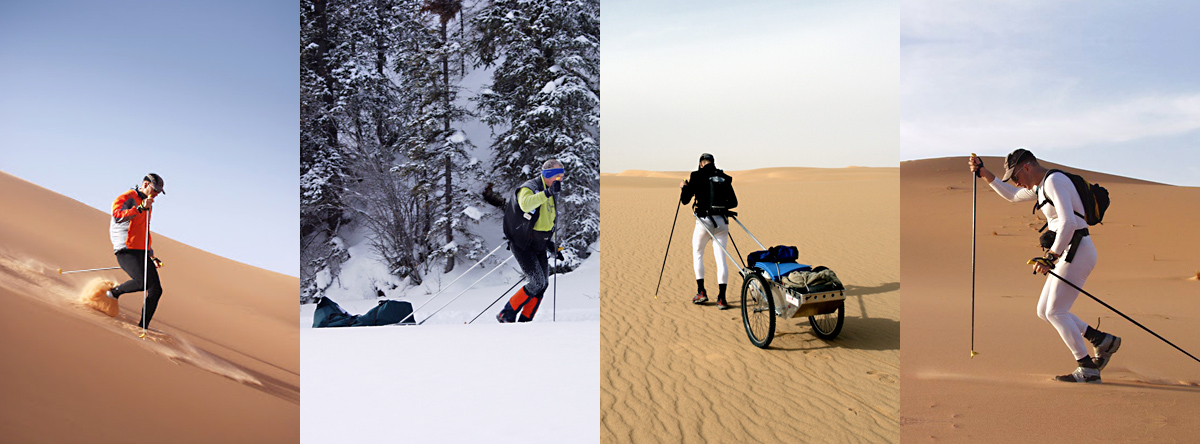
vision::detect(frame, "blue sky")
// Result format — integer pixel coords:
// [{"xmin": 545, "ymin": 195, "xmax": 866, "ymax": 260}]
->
[
  {"xmin": 902, "ymin": 0, "xmax": 1200, "ymax": 186},
  {"xmin": 601, "ymin": 0, "xmax": 898, "ymax": 172},
  {"xmin": 0, "ymin": 0, "xmax": 299, "ymax": 276}
]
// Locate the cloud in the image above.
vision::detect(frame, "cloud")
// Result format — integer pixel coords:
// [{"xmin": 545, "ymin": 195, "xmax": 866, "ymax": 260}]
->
[
  {"xmin": 900, "ymin": 0, "xmax": 1200, "ymax": 158},
  {"xmin": 902, "ymin": 93, "xmax": 1200, "ymax": 156}
]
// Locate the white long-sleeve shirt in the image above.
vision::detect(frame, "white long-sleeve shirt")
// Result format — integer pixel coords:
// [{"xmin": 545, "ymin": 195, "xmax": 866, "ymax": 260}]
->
[{"xmin": 988, "ymin": 172, "xmax": 1087, "ymax": 257}]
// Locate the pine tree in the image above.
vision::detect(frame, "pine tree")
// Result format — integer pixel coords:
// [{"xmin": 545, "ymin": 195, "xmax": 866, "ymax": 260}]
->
[
  {"xmin": 395, "ymin": 0, "xmax": 485, "ymax": 274},
  {"xmin": 301, "ymin": 0, "xmax": 352, "ymax": 300},
  {"xmin": 473, "ymin": 0, "xmax": 600, "ymax": 269}
]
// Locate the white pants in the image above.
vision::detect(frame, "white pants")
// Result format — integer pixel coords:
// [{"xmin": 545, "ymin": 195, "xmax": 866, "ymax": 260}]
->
[
  {"xmin": 1036, "ymin": 236, "xmax": 1098, "ymax": 360},
  {"xmin": 693, "ymin": 216, "xmax": 730, "ymax": 285}
]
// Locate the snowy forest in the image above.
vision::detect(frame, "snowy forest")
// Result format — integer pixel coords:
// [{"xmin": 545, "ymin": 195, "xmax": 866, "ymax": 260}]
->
[{"xmin": 300, "ymin": 0, "xmax": 600, "ymax": 303}]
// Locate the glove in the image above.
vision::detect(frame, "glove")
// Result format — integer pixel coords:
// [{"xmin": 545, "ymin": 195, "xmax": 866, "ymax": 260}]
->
[
  {"xmin": 545, "ymin": 180, "xmax": 561, "ymax": 197},
  {"xmin": 1027, "ymin": 252, "xmax": 1057, "ymax": 274},
  {"xmin": 555, "ymin": 249, "xmax": 565, "ymax": 262},
  {"xmin": 152, "ymin": 257, "xmax": 164, "ymax": 269}
]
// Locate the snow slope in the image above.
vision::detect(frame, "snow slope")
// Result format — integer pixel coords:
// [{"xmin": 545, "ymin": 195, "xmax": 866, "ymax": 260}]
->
[{"xmin": 301, "ymin": 242, "xmax": 599, "ymax": 443}]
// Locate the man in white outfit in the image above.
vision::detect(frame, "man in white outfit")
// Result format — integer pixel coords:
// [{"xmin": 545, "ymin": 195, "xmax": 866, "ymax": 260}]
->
[
  {"xmin": 680, "ymin": 153, "xmax": 737, "ymax": 310},
  {"xmin": 971, "ymin": 149, "xmax": 1121, "ymax": 383}
]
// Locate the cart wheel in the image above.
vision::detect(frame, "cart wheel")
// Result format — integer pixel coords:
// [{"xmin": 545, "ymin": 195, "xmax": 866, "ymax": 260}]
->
[
  {"xmin": 741, "ymin": 272, "xmax": 776, "ymax": 348},
  {"xmin": 808, "ymin": 301, "xmax": 844, "ymax": 340}
]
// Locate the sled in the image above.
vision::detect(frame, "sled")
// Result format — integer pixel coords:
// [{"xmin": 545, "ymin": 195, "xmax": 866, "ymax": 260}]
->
[{"xmin": 695, "ymin": 213, "xmax": 846, "ymax": 349}]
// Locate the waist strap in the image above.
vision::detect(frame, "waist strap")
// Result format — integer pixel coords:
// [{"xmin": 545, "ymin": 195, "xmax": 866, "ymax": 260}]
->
[{"xmin": 1063, "ymin": 228, "xmax": 1090, "ymax": 263}]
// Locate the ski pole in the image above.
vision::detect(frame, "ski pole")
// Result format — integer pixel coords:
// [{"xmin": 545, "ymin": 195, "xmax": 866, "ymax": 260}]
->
[
  {"xmin": 57, "ymin": 266, "xmax": 120, "ymax": 275},
  {"xmin": 971, "ymin": 153, "xmax": 979, "ymax": 358},
  {"xmin": 419, "ymin": 254, "xmax": 516, "ymax": 325},
  {"xmin": 468, "ymin": 276, "xmax": 526, "ymax": 324},
  {"xmin": 654, "ymin": 200, "xmax": 683, "ymax": 299},
  {"xmin": 398, "ymin": 243, "xmax": 506, "ymax": 324},
  {"xmin": 1036, "ymin": 263, "xmax": 1200, "ymax": 365},
  {"xmin": 553, "ymin": 249, "xmax": 558, "ymax": 322},
  {"xmin": 142, "ymin": 204, "xmax": 151, "ymax": 339}
]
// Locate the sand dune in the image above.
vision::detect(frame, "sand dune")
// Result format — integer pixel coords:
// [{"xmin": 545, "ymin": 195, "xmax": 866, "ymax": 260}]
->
[
  {"xmin": 601, "ymin": 167, "xmax": 900, "ymax": 443},
  {"xmin": 901, "ymin": 157, "xmax": 1200, "ymax": 442},
  {"xmin": 0, "ymin": 171, "xmax": 298, "ymax": 443}
]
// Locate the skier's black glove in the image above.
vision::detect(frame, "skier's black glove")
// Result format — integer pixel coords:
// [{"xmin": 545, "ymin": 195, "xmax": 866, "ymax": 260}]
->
[
  {"xmin": 545, "ymin": 180, "xmax": 561, "ymax": 197},
  {"xmin": 555, "ymin": 249, "xmax": 565, "ymax": 262}
]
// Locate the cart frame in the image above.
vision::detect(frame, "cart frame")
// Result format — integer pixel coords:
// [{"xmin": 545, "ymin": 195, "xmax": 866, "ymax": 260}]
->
[{"xmin": 695, "ymin": 213, "xmax": 846, "ymax": 348}]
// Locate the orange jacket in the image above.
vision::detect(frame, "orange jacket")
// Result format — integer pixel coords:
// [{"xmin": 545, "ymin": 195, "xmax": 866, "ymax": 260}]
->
[{"xmin": 109, "ymin": 189, "xmax": 153, "ymax": 253}]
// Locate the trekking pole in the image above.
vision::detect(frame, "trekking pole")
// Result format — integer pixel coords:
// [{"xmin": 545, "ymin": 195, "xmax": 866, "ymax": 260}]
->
[
  {"xmin": 141, "ymin": 206, "xmax": 151, "ymax": 339},
  {"xmin": 468, "ymin": 277, "xmax": 526, "ymax": 324},
  {"xmin": 419, "ymin": 254, "xmax": 516, "ymax": 325},
  {"xmin": 57, "ymin": 266, "xmax": 120, "ymax": 275},
  {"xmin": 1037, "ymin": 265, "xmax": 1200, "ymax": 365},
  {"xmin": 971, "ymin": 153, "xmax": 979, "ymax": 358},
  {"xmin": 398, "ymin": 243, "xmax": 507, "ymax": 324},
  {"xmin": 653, "ymin": 200, "xmax": 683, "ymax": 299}
]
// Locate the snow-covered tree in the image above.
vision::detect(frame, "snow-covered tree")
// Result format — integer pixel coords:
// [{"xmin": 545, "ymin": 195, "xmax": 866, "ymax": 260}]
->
[
  {"xmin": 301, "ymin": 0, "xmax": 353, "ymax": 301},
  {"xmin": 473, "ymin": 0, "xmax": 600, "ymax": 269},
  {"xmin": 393, "ymin": 0, "xmax": 486, "ymax": 274}
]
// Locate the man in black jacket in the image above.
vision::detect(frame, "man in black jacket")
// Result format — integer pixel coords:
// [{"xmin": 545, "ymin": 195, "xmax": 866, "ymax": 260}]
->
[{"xmin": 679, "ymin": 153, "xmax": 737, "ymax": 309}]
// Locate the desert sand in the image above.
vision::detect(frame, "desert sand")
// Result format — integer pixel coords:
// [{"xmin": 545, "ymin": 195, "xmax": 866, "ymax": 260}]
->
[
  {"xmin": 601, "ymin": 167, "xmax": 900, "ymax": 443},
  {"xmin": 0, "ymin": 171, "xmax": 299, "ymax": 443},
  {"xmin": 901, "ymin": 157, "xmax": 1200, "ymax": 441}
]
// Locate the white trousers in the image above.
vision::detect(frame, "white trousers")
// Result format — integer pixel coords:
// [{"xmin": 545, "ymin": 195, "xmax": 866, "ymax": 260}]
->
[
  {"xmin": 693, "ymin": 216, "xmax": 730, "ymax": 285},
  {"xmin": 1036, "ymin": 236, "xmax": 1098, "ymax": 361}
]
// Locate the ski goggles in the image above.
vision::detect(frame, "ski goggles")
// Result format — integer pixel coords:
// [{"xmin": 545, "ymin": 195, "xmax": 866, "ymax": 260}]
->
[{"xmin": 542, "ymin": 167, "xmax": 565, "ymax": 181}]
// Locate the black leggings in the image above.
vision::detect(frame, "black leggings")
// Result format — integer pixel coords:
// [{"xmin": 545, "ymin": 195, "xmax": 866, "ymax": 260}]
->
[
  {"xmin": 112, "ymin": 249, "xmax": 163, "ymax": 328},
  {"xmin": 513, "ymin": 233, "xmax": 551, "ymax": 299}
]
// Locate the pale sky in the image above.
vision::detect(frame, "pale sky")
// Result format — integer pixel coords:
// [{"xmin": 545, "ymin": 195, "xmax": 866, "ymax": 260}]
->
[
  {"xmin": 0, "ymin": 0, "xmax": 299, "ymax": 276},
  {"xmin": 902, "ymin": 0, "xmax": 1200, "ymax": 186},
  {"xmin": 601, "ymin": 0, "xmax": 899, "ymax": 173}
]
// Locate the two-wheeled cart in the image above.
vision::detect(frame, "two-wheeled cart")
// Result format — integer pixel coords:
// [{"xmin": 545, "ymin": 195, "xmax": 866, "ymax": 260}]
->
[{"xmin": 696, "ymin": 213, "xmax": 846, "ymax": 349}]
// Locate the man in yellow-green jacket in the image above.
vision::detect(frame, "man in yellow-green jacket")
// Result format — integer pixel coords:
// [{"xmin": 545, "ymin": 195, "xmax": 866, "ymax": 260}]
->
[{"xmin": 497, "ymin": 159, "xmax": 565, "ymax": 322}]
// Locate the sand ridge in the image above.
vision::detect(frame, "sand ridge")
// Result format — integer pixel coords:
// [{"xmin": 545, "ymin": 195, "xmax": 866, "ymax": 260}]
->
[
  {"xmin": 601, "ymin": 167, "xmax": 899, "ymax": 443},
  {"xmin": 901, "ymin": 156, "xmax": 1200, "ymax": 442},
  {"xmin": 0, "ymin": 170, "xmax": 299, "ymax": 443}
]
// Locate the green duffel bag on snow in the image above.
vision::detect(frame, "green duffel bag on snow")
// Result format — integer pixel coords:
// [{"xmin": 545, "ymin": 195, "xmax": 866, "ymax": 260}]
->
[{"xmin": 781, "ymin": 266, "xmax": 844, "ymax": 293}]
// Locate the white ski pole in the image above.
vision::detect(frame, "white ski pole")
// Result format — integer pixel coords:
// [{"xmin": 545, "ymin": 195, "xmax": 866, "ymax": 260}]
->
[{"xmin": 57, "ymin": 266, "xmax": 121, "ymax": 275}]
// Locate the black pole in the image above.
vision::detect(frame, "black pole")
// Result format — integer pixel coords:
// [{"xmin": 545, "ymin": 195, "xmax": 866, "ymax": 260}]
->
[
  {"xmin": 971, "ymin": 155, "xmax": 979, "ymax": 357},
  {"xmin": 469, "ymin": 277, "xmax": 526, "ymax": 324},
  {"xmin": 553, "ymin": 253, "xmax": 557, "ymax": 322},
  {"xmin": 654, "ymin": 200, "xmax": 683, "ymax": 298},
  {"xmin": 1046, "ymin": 269, "xmax": 1200, "ymax": 365}
]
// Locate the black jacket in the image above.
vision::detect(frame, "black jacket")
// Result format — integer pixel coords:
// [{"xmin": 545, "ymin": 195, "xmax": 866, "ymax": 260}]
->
[{"xmin": 680, "ymin": 164, "xmax": 737, "ymax": 216}]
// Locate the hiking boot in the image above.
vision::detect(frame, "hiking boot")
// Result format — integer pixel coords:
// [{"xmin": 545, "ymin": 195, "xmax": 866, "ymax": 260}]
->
[
  {"xmin": 496, "ymin": 313, "xmax": 512, "ymax": 323},
  {"xmin": 1093, "ymin": 334, "xmax": 1122, "ymax": 370},
  {"xmin": 716, "ymin": 298, "xmax": 730, "ymax": 310},
  {"xmin": 692, "ymin": 291, "xmax": 708, "ymax": 304},
  {"xmin": 1054, "ymin": 366, "xmax": 1101, "ymax": 384}
]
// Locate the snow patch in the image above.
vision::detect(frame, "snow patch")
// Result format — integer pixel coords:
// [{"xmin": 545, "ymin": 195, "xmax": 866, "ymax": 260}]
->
[
  {"xmin": 315, "ymin": 267, "xmax": 332, "ymax": 289},
  {"xmin": 463, "ymin": 206, "xmax": 483, "ymax": 221}
]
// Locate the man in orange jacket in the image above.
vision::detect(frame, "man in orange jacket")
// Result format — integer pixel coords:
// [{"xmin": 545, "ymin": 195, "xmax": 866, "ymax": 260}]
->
[{"xmin": 105, "ymin": 173, "xmax": 166, "ymax": 329}]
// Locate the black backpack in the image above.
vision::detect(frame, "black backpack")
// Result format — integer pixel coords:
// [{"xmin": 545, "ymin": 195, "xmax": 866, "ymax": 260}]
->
[
  {"xmin": 1034, "ymin": 169, "xmax": 1110, "ymax": 226},
  {"xmin": 502, "ymin": 177, "xmax": 544, "ymax": 249},
  {"xmin": 705, "ymin": 170, "xmax": 737, "ymax": 214}
]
